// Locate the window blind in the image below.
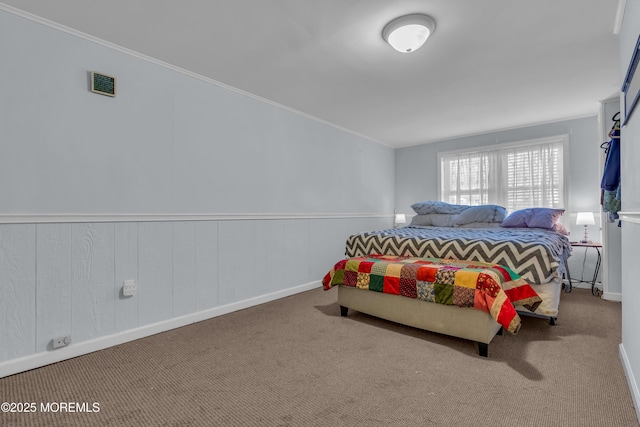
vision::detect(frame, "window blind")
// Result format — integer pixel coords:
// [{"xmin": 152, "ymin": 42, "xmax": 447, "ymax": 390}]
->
[{"xmin": 439, "ymin": 136, "xmax": 567, "ymax": 212}]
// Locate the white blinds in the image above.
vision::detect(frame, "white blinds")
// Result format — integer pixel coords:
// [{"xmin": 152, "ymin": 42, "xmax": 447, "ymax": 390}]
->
[{"xmin": 439, "ymin": 136, "xmax": 566, "ymax": 212}]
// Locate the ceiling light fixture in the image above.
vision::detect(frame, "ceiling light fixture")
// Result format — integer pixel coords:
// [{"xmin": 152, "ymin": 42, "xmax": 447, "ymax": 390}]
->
[{"xmin": 382, "ymin": 13, "xmax": 436, "ymax": 53}]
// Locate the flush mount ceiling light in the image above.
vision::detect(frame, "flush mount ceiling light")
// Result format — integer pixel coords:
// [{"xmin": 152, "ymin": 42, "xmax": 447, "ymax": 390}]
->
[{"xmin": 382, "ymin": 13, "xmax": 436, "ymax": 53}]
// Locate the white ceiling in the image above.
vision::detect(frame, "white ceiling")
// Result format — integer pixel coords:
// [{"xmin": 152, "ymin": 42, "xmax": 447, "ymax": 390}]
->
[{"xmin": 2, "ymin": 0, "xmax": 623, "ymax": 147}]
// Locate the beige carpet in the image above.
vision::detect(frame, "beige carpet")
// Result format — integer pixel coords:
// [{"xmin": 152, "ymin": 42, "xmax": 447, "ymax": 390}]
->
[{"xmin": 0, "ymin": 287, "xmax": 638, "ymax": 427}]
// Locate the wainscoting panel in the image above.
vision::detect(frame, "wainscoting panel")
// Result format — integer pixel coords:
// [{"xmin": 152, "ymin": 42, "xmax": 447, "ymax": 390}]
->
[
  {"xmin": 114, "ymin": 222, "xmax": 139, "ymax": 333},
  {"xmin": 309, "ymin": 218, "xmax": 347, "ymax": 281},
  {"xmin": 72, "ymin": 223, "xmax": 116, "ymax": 343},
  {"xmin": 280, "ymin": 219, "xmax": 311, "ymax": 291},
  {"xmin": 194, "ymin": 221, "xmax": 219, "ymax": 312},
  {"xmin": 35, "ymin": 224, "xmax": 72, "ymax": 352},
  {"xmin": 261, "ymin": 220, "xmax": 289, "ymax": 295},
  {"xmin": 0, "ymin": 225, "xmax": 36, "ymax": 361},
  {"xmin": 138, "ymin": 222, "xmax": 174, "ymax": 326},
  {"xmin": 0, "ymin": 215, "xmax": 391, "ymax": 376},
  {"xmin": 218, "ymin": 220, "xmax": 257, "ymax": 305},
  {"xmin": 172, "ymin": 222, "xmax": 197, "ymax": 317}
]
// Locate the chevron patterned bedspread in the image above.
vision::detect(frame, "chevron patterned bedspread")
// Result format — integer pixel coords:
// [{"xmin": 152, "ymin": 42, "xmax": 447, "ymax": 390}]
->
[
  {"xmin": 345, "ymin": 226, "xmax": 571, "ymax": 284},
  {"xmin": 322, "ymin": 254, "xmax": 542, "ymax": 334}
]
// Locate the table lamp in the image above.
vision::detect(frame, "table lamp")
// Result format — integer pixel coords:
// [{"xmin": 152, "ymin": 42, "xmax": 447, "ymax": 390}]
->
[{"xmin": 576, "ymin": 212, "xmax": 595, "ymax": 243}]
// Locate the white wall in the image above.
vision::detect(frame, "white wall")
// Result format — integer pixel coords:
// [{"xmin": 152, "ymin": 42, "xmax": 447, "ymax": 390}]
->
[
  {"xmin": 601, "ymin": 98, "xmax": 623, "ymax": 302},
  {"xmin": 619, "ymin": 0, "xmax": 640, "ymax": 421},
  {"xmin": 0, "ymin": 9, "xmax": 394, "ymax": 376},
  {"xmin": 0, "ymin": 10, "xmax": 393, "ymax": 215},
  {"xmin": 394, "ymin": 117, "xmax": 605, "ymax": 289}
]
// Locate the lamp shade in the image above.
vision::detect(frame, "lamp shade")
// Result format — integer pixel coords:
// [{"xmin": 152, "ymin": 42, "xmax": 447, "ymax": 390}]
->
[
  {"xmin": 382, "ymin": 14, "xmax": 436, "ymax": 53},
  {"xmin": 576, "ymin": 212, "xmax": 595, "ymax": 226},
  {"xmin": 395, "ymin": 213, "xmax": 406, "ymax": 225}
]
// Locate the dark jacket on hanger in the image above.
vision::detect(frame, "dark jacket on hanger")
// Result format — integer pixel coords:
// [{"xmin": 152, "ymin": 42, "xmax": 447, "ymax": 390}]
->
[{"xmin": 601, "ymin": 129, "xmax": 620, "ymax": 192}]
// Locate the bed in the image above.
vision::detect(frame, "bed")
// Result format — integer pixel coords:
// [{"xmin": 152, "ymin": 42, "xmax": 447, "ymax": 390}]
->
[
  {"xmin": 322, "ymin": 202, "xmax": 572, "ymax": 356},
  {"xmin": 323, "ymin": 254, "xmax": 543, "ymax": 356},
  {"xmin": 344, "ymin": 224, "xmax": 571, "ymax": 321}
]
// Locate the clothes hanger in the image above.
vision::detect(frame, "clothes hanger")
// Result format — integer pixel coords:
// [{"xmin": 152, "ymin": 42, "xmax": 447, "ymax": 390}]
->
[
  {"xmin": 608, "ymin": 128, "xmax": 621, "ymax": 139},
  {"xmin": 608, "ymin": 112, "xmax": 621, "ymax": 139}
]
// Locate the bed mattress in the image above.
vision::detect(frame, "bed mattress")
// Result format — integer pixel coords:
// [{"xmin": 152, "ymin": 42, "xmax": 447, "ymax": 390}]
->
[
  {"xmin": 520, "ymin": 276, "xmax": 563, "ymax": 318},
  {"xmin": 345, "ymin": 226, "xmax": 571, "ymax": 285}
]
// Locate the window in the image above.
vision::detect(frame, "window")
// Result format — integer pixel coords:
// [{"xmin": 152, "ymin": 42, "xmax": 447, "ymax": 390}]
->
[{"xmin": 438, "ymin": 135, "xmax": 568, "ymax": 212}]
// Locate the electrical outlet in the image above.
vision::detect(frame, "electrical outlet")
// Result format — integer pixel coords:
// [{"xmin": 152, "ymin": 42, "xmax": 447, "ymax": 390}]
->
[
  {"xmin": 123, "ymin": 279, "xmax": 137, "ymax": 297},
  {"xmin": 52, "ymin": 335, "xmax": 71, "ymax": 349}
]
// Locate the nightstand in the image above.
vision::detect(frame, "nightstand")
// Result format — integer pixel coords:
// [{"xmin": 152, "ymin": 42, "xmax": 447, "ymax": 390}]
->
[{"xmin": 563, "ymin": 242, "xmax": 602, "ymax": 296}]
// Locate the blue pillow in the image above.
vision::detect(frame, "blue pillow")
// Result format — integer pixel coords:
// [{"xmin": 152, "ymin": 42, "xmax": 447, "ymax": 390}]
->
[
  {"xmin": 527, "ymin": 208, "xmax": 565, "ymax": 229},
  {"xmin": 501, "ymin": 208, "xmax": 565, "ymax": 230},
  {"xmin": 500, "ymin": 209, "xmax": 531, "ymax": 228},
  {"xmin": 411, "ymin": 201, "xmax": 469, "ymax": 215},
  {"xmin": 454, "ymin": 205, "xmax": 506, "ymax": 225}
]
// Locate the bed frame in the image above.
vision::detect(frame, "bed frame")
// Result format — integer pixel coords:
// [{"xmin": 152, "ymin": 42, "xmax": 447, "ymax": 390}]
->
[{"xmin": 338, "ymin": 286, "xmax": 503, "ymax": 357}]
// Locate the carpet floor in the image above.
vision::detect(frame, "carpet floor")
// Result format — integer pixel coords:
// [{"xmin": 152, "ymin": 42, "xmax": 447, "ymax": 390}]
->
[{"xmin": 1, "ymin": 286, "xmax": 638, "ymax": 426}]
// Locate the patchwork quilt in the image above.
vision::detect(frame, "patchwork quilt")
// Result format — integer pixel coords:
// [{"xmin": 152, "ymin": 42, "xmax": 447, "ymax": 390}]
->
[
  {"xmin": 345, "ymin": 226, "xmax": 571, "ymax": 284},
  {"xmin": 323, "ymin": 254, "xmax": 542, "ymax": 334}
]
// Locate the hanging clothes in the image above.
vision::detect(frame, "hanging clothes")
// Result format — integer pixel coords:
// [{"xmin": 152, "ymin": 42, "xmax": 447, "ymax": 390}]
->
[
  {"xmin": 601, "ymin": 128, "xmax": 620, "ymax": 192},
  {"xmin": 601, "ymin": 124, "xmax": 621, "ymax": 222},
  {"xmin": 603, "ymin": 184, "xmax": 621, "ymax": 219}
]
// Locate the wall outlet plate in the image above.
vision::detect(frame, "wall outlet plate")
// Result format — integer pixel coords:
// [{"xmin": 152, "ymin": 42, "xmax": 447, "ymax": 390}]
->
[
  {"xmin": 52, "ymin": 335, "xmax": 71, "ymax": 349},
  {"xmin": 123, "ymin": 279, "xmax": 137, "ymax": 297}
]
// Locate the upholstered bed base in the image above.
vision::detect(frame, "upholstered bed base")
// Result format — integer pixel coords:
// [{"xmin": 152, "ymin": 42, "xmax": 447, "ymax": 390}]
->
[{"xmin": 338, "ymin": 286, "xmax": 503, "ymax": 357}]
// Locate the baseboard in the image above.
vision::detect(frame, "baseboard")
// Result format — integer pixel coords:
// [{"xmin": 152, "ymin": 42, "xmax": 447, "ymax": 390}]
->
[
  {"xmin": 0, "ymin": 281, "xmax": 321, "ymax": 379},
  {"xmin": 619, "ymin": 343, "xmax": 640, "ymax": 424},
  {"xmin": 569, "ymin": 282, "xmax": 622, "ymax": 301},
  {"xmin": 603, "ymin": 291, "xmax": 623, "ymax": 302}
]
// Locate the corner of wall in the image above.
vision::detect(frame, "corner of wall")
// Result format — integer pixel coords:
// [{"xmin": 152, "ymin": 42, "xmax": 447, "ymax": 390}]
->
[{"xmin": 620, "ymin": 343, "xmax": 640, "ymax": 423}]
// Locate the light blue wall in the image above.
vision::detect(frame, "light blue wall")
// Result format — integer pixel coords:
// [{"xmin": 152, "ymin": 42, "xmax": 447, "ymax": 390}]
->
[
  {"xmin": 619, "ymin": 0, "xmax": 640, "ymax": 421},
  {"xmin": 0, "ymin": 9, "xmax": 394, "ymax": 376},
  {"xmin": 0, "ymin": 10, "xmax": 393, "ymax": 215}
]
